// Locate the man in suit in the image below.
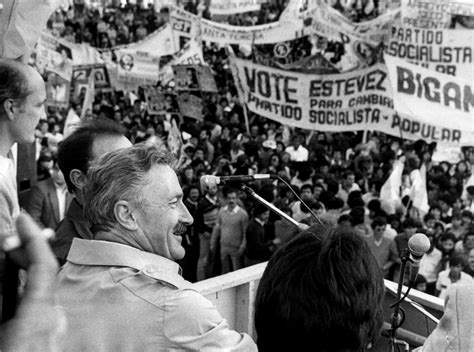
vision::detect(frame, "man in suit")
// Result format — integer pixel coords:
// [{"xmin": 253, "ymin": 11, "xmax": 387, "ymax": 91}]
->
[
  {"xmin": 244, "ymin": 205, "xmax": 272, "ymax": 267},
  {"xmin": 26, "ymin": 160, "xmax": 71, "ymax": 229},
  {"xmin": 51, "ymin": 119, "xmax": 131, "ymax": 264}
]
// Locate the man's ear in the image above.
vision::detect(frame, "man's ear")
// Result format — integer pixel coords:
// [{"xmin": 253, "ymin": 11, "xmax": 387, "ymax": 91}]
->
[
  {"xmin": 69, "ymin": 169, "xmax": 86, "ymax": 190},
  {"xmin": 3, "ymin": 99, "xmax": 16, "ymax": 121},
  {"xmin": 115, "ymin": 201, "xmax": 138, "ymax": 231}
]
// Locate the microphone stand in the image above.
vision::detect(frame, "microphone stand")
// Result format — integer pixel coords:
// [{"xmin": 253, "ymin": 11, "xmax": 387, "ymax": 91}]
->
[
  {"xmin": 240, "ymin": 185, "xmax": 308, "ymax": 232},
  {"xmin": 388, "ymin": 248, "xmax": 410, "ymax": 352}
]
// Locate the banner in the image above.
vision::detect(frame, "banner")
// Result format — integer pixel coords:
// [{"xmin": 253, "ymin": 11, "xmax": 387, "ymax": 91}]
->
[
  {"xmin": 124, "ymin": 23, "xmax": 176, "ymax": 57},
  {"xmin": 170, "ymin": 6, "xmax": 307, "ymax": 46},
  {"xmin": 0, "ymin": 0, "xmax": 60, "ymax": 60},
  {"xmin": 209, "ymin": 0, "xmax": 266, "ymax": 16},
  {"xmin": 231, "ymin": 56, "xmax": 395, "ymax": 132},
  {"xmin": 69, "ymin": 42, "xmax": 104, "ymax": 65},
  {"xmin": 387, "ymin": 26, "xmax": 474, "ymax": 78},
  {"xmin": 158, "ymin": 39, "xmax": 205, "ymax": 85},
  {"xmin": 298, "ymin": 1, "xmax": 400, "ymax": 45},
  {"xmin": 401, "ymin": 0, "xmax": 474, "ymax": 29},
  {"xmin": 116, "ymin": 49, "xmax": 160, "ymax": 86},
  {"xmin": 36, "ymin": 33, "xmax": 74, "ymax": 81},
  {"xmin": 385, "ymin": 54, "xmax": 474, "ymax": 145},
  {"xmin": 173, "ymin": 65, "xmax": 218, "ymax": 92}
]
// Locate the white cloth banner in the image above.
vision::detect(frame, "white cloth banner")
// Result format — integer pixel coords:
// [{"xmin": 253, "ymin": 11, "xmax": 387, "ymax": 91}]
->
[
  {"xmin": 385, "ymin": 54, "xmax": 474, "ymax": 145},
  {"xmin": 116, "ymin": 49, "xmax": 160, "ymax": 86},
  {"xmin": 230, "ymin": 55, "xmax": 396, "ymax": 133},
  {"xmin": 0, "ymin": 0, "xmax": 60, "ymax": 60},
  {"xmin": 158, "ymin": 39, "xmax": 205, "ymax": 85},
  {"xmin": 400, "ymin": 0, "xmax": 474, "ymax": 29},
  {"xmin": 387, "ymin": 26, "xmax": 474, "ymax": 78},
  {"xmin": 209, "ymin": 0, "xmax": 266, "ymax": 16},
  {"xmin": 170, "ymin": 6, "xmax": 306, "ymax": 46},
  {"xmin": 36, "ymin": 33, "xmax": 74, "ymax": 81},
  {"xmin": 298, "ymin": 1, "xmax": 400, "ymax": 45},
  {"xmin": 124, "ymin": 23, "xmax": 177, "ymax": 57}
]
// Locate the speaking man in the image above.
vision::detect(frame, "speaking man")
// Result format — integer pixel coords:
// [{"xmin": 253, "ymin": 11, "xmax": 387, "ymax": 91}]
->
[{"xmin": 56, "ymin": 143, "xmax": 256, "ymax": 351}]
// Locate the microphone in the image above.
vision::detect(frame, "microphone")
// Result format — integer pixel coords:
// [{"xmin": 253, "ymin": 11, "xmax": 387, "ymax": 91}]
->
[
  {"xmin": 407, "ymin": 233, "xmax": 430, "ymax": 284},
  {"xmin": 200, "ymin": 174, "xmax": 276, "ymax": 192}
]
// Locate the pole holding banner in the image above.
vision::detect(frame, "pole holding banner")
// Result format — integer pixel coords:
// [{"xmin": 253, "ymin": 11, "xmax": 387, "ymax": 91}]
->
[{"xmin": 243, "ymin": 104, "xmax": 250, "ymax": 135}]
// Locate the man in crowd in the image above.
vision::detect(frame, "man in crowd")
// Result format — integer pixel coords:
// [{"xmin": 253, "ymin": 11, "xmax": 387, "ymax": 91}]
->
[
  {"xmin": 211, "ymin": 187, "xmax": 249, "ymax": 274},
  {"xmin": 419, "ymin": 231, "xmax": 442, "ymax": 295},
  {"xmin": 291, "ymin": 184, "xmax": 314, "ymax": 222},
  {"xmin": 365, "ymin": 216, "xmax": 399, "ymax": 278},
  {"xmin": 436, "ymin": 253, "xmax": 472, "ymax": 299},
  {"xmin": 336, "ymin": 170, "xmax": 361, "ymax": 209},
  {"xmin": 0, "ymin": 59, "xmax": 64, "ymax": 350},
  {"xmin": 244, "ymin": 205, "xmax": 272, "ymax": 267},
  {"xmin": 25, "ymin": 159, "xmax": 71, "ymax": 229},
  {"xmin": 196, "ymin": 182, "xmax": 219, "ymax": 281},
  {"xmin": 55, "ymin": 144, "xmax": 256, "ymax": 350},
  {"xmin": 51, "ymin": 118, "xmax": 131, "ymax": 264},
  {"xmin": 284, "ymin": 132, "xmax": 308, "ymax": 162}
]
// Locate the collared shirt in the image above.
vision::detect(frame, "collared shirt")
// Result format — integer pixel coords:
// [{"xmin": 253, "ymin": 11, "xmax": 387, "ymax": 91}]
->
[
  {"xmin": 436, "ymin": 270, "xmax": 473, "ymax": 300},
  {"xmin": 55, "ymin": 185, "xmax": 68, "ymax": 221},
  {"xmin": 56, "ymin": 238, "xmax": 256, "ymax": 351},
  {"xmin": 223, "ymin": 204, "xmax": 240, "ymax": 214}
]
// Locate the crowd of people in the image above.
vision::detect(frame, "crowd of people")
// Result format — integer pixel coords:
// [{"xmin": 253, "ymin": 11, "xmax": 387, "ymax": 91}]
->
[
  {"xmin": 2, "ymin": 1, "xmax": 474, "ymax": 351},
  {"xmin": 23, "ymin": 1, "xmax": 473, "ymax": 296}
]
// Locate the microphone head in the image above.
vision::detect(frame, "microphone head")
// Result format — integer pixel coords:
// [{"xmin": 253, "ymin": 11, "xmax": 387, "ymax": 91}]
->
[
  {"xmin": 408, "ymin": 233, "xmax": 431, "ymax": 258},
  {"xmin": 200, "ymin": 175, "xmax": 219, "ymax": 193}
]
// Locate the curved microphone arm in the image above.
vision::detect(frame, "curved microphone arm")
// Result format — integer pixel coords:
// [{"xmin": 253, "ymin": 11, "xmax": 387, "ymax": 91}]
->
[
  {"xmin": 276, "ymin": 175, "xmax": 322, "ymax": 225},
  {"xmin": 241, "ymin": 185, "xmax": 309, "ymax": 232}
]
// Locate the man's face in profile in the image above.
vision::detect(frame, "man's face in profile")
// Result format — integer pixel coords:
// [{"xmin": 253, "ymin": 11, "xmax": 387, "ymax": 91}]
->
[{"xmin": 130, "ymin": 165, "xmax": 193, "ymax": 260}]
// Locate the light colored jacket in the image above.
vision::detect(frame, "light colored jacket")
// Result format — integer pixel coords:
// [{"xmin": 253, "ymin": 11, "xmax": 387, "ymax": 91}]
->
[
  {"xmin": 420, "ymin": 284, "xmax": 474, "ymax": 352},
  {"xmin": 56, "ymin": 238, "xmax": 256, "ymax": 351}
]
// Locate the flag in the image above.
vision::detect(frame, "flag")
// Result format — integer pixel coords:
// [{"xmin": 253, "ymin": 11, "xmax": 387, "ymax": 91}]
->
[
  {"xmin": 0, "ymin": 0, "xmax": 60, "ymax": 60},
  {"xmin": 409, "ymin": 168, "xmax": 429, "ymax": 217},
  {"xmin": 380, "ymin": 158, "xmax": 404, "ymax": 215},
  {"xmin": 80, "ymin": 74, "xmax": 95, "ymax": 119},
  {"xmin": 166, "ymin": 115, "xmax": 182, "ymax": 159}
]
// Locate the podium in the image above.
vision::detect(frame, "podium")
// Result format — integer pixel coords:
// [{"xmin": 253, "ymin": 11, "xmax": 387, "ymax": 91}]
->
[{"xmin": 371, "ymin": 280, "xmax": 444, "ymax": 351}]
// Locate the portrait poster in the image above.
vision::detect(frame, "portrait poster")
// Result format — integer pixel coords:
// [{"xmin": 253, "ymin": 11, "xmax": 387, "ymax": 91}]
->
[
  {"xmin": 144, "ymin": 86, "xmax": 167, "ymax": 115},
  {"xmin": 176, "ymin": 91, "xmax": 203, "ymax": 119},
  {"xmin": 173, "ymin": 64, "xmax": 217, "ymax": 92}
]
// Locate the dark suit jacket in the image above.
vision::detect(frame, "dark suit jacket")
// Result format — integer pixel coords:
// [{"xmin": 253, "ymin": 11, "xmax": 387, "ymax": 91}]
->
[
  {"xmin": 51, "ymin": 198, "xmax": 94, "ymax": 265},
  {"xmin": 245, "ymin": 219, "xmax": 272, "ymax": 261},
  {"xmin": 26, "ymin": 178, "xmax": 69, "ymax": 229}
]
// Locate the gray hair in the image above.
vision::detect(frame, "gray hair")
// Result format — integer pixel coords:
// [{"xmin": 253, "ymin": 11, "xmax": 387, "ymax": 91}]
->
[
  {"xmin": 84, "ymin": 143, "xmax": 176, "ymax": 232},
  {"xmin": 0, "ymin": 59, "xmax": 33, "ymax": 115}
]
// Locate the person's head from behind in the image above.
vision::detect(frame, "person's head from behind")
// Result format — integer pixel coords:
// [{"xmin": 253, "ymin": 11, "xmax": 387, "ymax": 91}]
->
[
  {"xmin": 0, "ymin": 59, "xmax": 46, "ymax": 146},
  {"xmin": 84, "ymin": 143, "xmax": 193, "ymax": 261},
  {"xmin": 255, "ymin": 225, "xmax": 384, "ymax": 351},
  {"xmin": 57, "ymin": 118, "xmax": 131, "ymax": 203}
]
